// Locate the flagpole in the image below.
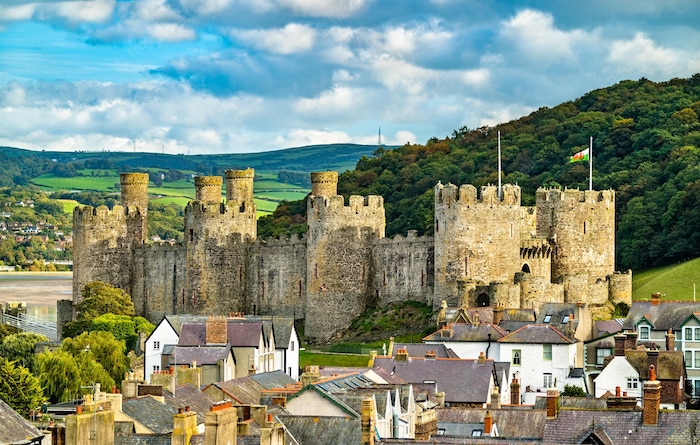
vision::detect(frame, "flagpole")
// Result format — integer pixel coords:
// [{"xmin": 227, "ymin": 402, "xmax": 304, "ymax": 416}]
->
[
  {"xmin": 498, "ymin": 131, "xmax": 502, "ymax": 200},
  {"xmin": 589, "ymin": 136, "xmax": 593, "ymax": 191}
]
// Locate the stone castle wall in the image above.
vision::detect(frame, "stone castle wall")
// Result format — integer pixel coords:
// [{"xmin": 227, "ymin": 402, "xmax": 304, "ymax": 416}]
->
[{"xmin": 72, "ymin": 170, "xmax": 632, "ymax": 341}]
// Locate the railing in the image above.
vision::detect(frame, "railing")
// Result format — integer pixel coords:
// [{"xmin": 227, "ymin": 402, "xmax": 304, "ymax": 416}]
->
[{"xmin": 1, "ymin": 312, "xmax": 57, "ymax": 341}]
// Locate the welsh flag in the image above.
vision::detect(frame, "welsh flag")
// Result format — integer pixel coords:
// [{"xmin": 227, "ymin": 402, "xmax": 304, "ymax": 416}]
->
[{"xmin": 569, "ymin": 148, "xmax": 589, "ymax": 163}]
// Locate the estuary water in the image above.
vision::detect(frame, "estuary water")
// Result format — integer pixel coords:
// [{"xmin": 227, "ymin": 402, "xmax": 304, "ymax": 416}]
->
[{"xmin": 0, "ymin": 272, "xmax": 72, "ymax": 322}]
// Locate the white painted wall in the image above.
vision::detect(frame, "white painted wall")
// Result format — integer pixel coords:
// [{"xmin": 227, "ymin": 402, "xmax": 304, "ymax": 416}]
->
[
  {"xmin": 144, "ymin": 320, "xmax": 179, "ymax": 383},
  {"xmin": 594, "ymin": 356, "xmax": 641, "ymax": 402}
]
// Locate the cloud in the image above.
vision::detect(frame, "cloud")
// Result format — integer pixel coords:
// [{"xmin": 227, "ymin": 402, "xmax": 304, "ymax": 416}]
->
[
  {"xmin": 607, "ymin": 33, "xmax": 682, "ymax": 78},
  {"xmin": 232, "ymin": 23, "xmax": 316, "ymax": 55},
  {"xmin": 0, "ymin": 0, "xmax": 115, "ymax": 24},
  {"xmin": 275, "ymin": 0, "xmax": 367, "ymax": 18},
  {"xmin": 147, "ymin": 23, "xmax": 196, "ymax": 42}
]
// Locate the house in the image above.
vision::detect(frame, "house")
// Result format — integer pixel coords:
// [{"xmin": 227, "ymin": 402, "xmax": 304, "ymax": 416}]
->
[
  {"xmin": 593, "ymin": 332, "xmax": 685, "ymax": 409},
  {"xmin": 0, "ymin": 397, "xmax": 44, "ymax": 445},
  {"xmin": 372, "ymin": 349, "xmax": 507, "ymax": 408},
  {"xmin": 621, "ymin": 294, "xmax": 700, "ymax": 396},
  {"xmin": 168, "ymin": 344, "xmax": 236, "ymax": 385},
  {"xmin": 203, "ymin": 370, "xmax": 297, "ymax": 405},
  {"xmin": 423, "ymin": 322, "xmax": 508, "ymax": 360},
  {"xmin": 144, "ymin": 314, "xmax": 207, "ymax": 383},
  {"xmin": 497, "ymin": 324, "xmax": 581, "ymax": 404}
]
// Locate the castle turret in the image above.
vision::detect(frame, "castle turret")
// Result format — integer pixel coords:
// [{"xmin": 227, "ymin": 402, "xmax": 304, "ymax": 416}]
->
[
  {"xmin": 195, "ymin": 176, "xmax": 223, "ymax": 203},
  {"xmin": 433, "ymin": 183, "xmax": 523, "ymax": 306},
  {"xmin": 535, "ymin": 188, "xmax": 615, "ymax": 283},
  {"xmin": 305, "ymin": 171, "xmax": 385, "ymax": 341},
  {"xmin": 120, "ymin": 172, "xmax": 149, "ymax": 244},
  {"xmin": 225, "ymin": 168, "xmax": 255, "ymax": 210}
]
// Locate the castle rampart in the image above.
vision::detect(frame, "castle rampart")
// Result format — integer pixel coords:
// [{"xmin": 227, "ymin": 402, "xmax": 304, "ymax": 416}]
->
[{"xmin": 73, "ymin": 168, "xmax": 631, "ymax": 342}]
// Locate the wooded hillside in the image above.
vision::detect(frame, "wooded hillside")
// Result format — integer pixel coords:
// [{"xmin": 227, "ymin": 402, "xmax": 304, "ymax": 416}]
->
[{"xmin": 266, "ymin": 75, "xmax": 700, "ymax": 271}]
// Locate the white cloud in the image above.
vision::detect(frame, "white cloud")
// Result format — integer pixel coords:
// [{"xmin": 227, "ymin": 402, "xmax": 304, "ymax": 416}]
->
[
  {"xmin": 148, "ymin": 22, "xmax": 196, "ymax": 42},
  {"xmin": 232, "ymin": 23, "xmax": 316, "ymax": 54},
  {"xmin": 294, "ymin": 85, "xmax": 362, "ymax": 116},
  {"xmin": 178, "ymin": 0, "xmax": 233, "ymax": 16},
  {"xmin": 133, "ymin": 0, "xmax": 181, "ymax": 21},
  {"xmin": 607, "ymin": 33, "xmax": 681, "ymax": 77},
  {"xmin": 273, "ymin": 128, "xmax": 352, "ymax": 147},
  {"xmin": 500, "ymin": 9, "xmax": 588, "ymax": 65},
  {"xmin": 0, "ymin": 0, "xmax": 115, "ymax": 23},
  {"xmin": 275, "ymin": 0, "xmax": 366, "ymax": 18}
]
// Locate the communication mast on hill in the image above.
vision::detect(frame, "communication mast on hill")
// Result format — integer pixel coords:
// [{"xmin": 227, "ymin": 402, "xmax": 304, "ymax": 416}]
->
[{"xmin": 378, "ymin": 126, "xmax": 382, "ymax": 147}]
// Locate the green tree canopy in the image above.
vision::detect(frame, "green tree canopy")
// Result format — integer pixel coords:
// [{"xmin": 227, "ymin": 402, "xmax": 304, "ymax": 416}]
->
[
  {"xmin": 75, "ymin": 281, "xmax": 135, "ymax": 321},
  {"xmin": 0, "ymin": 332, "xmax": 48, "ymax": 373},
  {"xmin": 89, "ymin": 314, "xmax": 154, "ymax": 351},
  {"xmin": 0, "ymin": 356, "xmax": 46, "ymax": 417}
]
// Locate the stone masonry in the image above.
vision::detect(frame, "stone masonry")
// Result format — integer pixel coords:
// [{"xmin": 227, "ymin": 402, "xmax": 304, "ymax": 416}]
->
[{"xmin": 72, "ymin": 170, "xmax": 632, "ymax": 341}]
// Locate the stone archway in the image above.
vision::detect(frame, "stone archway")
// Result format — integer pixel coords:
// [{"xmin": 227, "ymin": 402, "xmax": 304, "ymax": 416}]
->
[
  {"xmin": 521, "ymin": 263, "xmax": 531, "ymax": 273},
  {"xmin": 476, "ymin": 292, "xmax": 489, "ymax": 307}
]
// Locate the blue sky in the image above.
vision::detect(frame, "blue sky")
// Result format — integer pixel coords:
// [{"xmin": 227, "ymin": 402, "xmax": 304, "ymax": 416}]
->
[{"xmin": 1, "ymin": 0, "xmax": 699, "ymax": 154}]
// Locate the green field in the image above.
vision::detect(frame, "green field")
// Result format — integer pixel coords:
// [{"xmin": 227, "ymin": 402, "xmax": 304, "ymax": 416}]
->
[
  {"xmin": 299, "ymin": 350, "xmax": 372, "ymax": 368},
  {"xmin": 33, "ymin": 174, "xmax": 120, "ymax": 191},
  {"xmin": 56, "ymin": 199, "xmax": 81, "ymax": 213},
  {"xmin": 632, "ymin": 257, "xmax": 700, "ymax": 301}
]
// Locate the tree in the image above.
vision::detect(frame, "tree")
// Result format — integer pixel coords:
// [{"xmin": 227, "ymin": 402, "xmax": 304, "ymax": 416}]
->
[
  {"xmin": 562, "ymin": 384, "xmax": 587, "ymax": 397},
  {"xmin": 74, "ymin": 281, "xmax": 135, "ymax": 321},
  {"xmin": 89, "ymin": 313, "xmax": 154, "ymax": 351},
  {"xmin": 38, "ymin": 331, "xmax": 127, "ymax": 403},
  {"xmin": 0, "ymin": 332, "xmax": 48, "ymax": 373},
  {"xmin": 0, "ymin": 357, "xmax": 46, "ymax": 417}
]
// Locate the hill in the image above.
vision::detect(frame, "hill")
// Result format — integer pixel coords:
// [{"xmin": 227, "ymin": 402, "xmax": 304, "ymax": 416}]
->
[
  {"xmin": 321, "ymin": 75, "xmax": 700, "ymax": 272},
  {"xmin": 633, "ymin": 257, "xmax": 700, "ymax": 301}
]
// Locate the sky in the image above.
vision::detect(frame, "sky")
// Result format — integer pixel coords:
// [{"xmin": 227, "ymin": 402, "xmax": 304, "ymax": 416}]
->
[{"xmin": 1, "ymin": 1, "xmax": 699, "ymax": 155}]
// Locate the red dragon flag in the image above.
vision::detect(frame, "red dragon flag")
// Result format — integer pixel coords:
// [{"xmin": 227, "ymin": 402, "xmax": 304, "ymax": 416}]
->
[{"xmin": 569, "ymin": 148, "xmax": 589, "ymax": 163}]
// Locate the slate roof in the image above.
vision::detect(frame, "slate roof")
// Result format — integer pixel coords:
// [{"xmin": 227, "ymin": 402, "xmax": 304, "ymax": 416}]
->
[
  {"xmin": 279, "ymin": 415, "xmax": 361, "ymax": 445},
  {"xmin": 423, "ymin": 323, "xmax": 508, "ymax": 343},
  {"xmin": 438, "ymin": 407, "xmax": 546, "ymax": 440},
  {"xmin": 178, "ymin": 322, "xmax": 206, "ymax": 346},
  {"xmin": 624, "ymin": 350, "xmax": 685, "ymax": 381},
  {"xmin": 314, "ymin": 372, "xmax": 376, "ymax": 393},
  {"xmin": 391, "ymin": 342, "xmax": 459, "ymax": 358},
  {"xmin": 170, "ymin": 345, "xmax": 231, "ymax": 366},
  {"xmin": 533, "ymin": 395, "xmax": 607, "ymax": 410},
  {"xmin": 319, "ymin": 366, "xmax": 371, "ymax": 377},
  {"xmin": 537, "ymin": 303, "xmax": 580, "ymax": 333},
  {"xmin": 205, "ymin": 370, "xmax": 295, "ymax": 405},
  {"xmin": 162, "ymin": 384, "xmax": 217, "ymax": 424},
  {"xmin": 179, "ymin": 321, "xmax": 264, "ymax": 348},
  {"xmin": 121, "ymin": 396, "xmax": 178, "ymax": 434},
  {"xmin": 372, "ymin": 357, "xmax": 494, "ymax": 404},
  {"xmin": 114, "ymin": 434, "xmax": 171, "ymax": 445},
  {"xmin": 622, "ymin": 301, "xmax": 700, "ymax": 331},
  {"xmin": 0, "ymin": 398, "xmax": 44, "ymax": 444},
  {"xmin": 162, "ymin": 315, "xmax": 207, "ymax": 335},
  {"xmin": 249, "ymin": 370, "xmax": 296, "ymax": 389},
  {"xmin": 444, "ymin": 307, "xmax": 536, "ymax": 325},
  {"xmin": 498, "ymin": 324, "xmax": 576, "ymax": 344},
  {"xmin": 331, "ymin": 385, "xmax": 413, "ymax": 418},
  {"xmin": 596, "ymin": 319, "xmax": 624, "ymax": 335},
  {"xmin": 542, "ymin": 410, "xmax": 700, "ymax": 444}
]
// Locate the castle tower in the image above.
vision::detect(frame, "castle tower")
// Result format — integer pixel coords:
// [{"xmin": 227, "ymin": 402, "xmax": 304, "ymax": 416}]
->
[
  {"xmin": 305, "ymin": 171, "xmax": 385, "ymax": 341},
  {"xmin": 433, "ymin": 183, "xmax": 523, "ymax": 306},
  {"xmin": 183, "ymin": 172, "xmax": 256, "ymax": 315},
  {"xmin": 535, "ymin": 188, "xmax": 615, "ymax": 283},
  {"xmin": 195, "ymin": 176, "xmax": 223, "ymax": 203},
  {"xmin": 226, "ymin": 168, "xmax": 255, "ymax": 210},
  {"xmin": 72, "ymin": 172, "xmax": 150, "ymax": 301}
]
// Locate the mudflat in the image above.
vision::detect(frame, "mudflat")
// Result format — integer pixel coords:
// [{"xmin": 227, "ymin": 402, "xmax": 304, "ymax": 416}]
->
[{"xmin": 0, "ymin": 272, "xmax": 72, "ymax": 305}]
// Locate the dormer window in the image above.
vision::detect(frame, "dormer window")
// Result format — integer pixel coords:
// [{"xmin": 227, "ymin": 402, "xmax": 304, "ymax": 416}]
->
[
  {"xmin": 639, "ymin": 325, "xmax": 650, "ymax": 340},
  {"xmin": 562, "ymin": 315, "xmax": 569, "ymax": 324},
  {"xmin": 543, "ymin": 314, "xmax": 552, "ymax": 323}
]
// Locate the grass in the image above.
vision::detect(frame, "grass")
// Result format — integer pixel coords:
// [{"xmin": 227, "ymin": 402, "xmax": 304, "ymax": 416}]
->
[
  {"xmin": 632, "ymin": 257, "xmax": 700, "ymax": 301},
  {"xmin": 299, "ymin": 350, "xmax": 373, "ymax": 368},
  {"xmin": 33, "ymin": 174, "xmax": 120, "ymax": 191},
  {"xmin": 56, "ymin": 199, "xmax": 81, "ymax": 213}
]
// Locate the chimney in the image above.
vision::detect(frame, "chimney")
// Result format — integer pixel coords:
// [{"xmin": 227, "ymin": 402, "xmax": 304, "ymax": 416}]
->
[
  {"xmin": 395, "ymin": 348, "xmax": 409, "ymax": 362},
  {"xmin": 615, "ymin": 386, "xmax": 621, "ymax": 397},
  {"xmin": 472, "ymin": 312, "xmax": 480, "ymax": 325},
  {"xmin": 440, "ymin": 326, "xmax": 453, "ymax": 338},
  {"xmin": 361, "ymin": 397, "xmax": 376, "ymax": 445},
  {"xmin": 301, "ymin": 365, "xmax": 320, "ymax": 387},
  {"xmin": 388, "ymin": 337, "xmax": 395, "ymax": 356},
  {"xmin": 493, "ymin": 304, "xmax": 504, "ymax": 326},
  {"xmin": 425, "ymin": 350, "xmax": 436, "ymax": 360},
  {"xmin": 510, "ymin": 379, "xmax": 520, "ymax": 405},
  {"xmin": 566, "ymin": 313, "xmax": 575, "ymax": 338},
  {"xmin": 491, "ymin": 386, "xmax": 501, "ymax": 409},
  {"xmin": 651, "ymin": 292, "xmax": 661, "ymax": 305},
  {"xmin": 624, "ymin": 332, "xmax": 638, "ymax": 351},
  {"xmin": 478, "ymin": 351, "xmax": 486, "ymax": 364},
  {"xmin": 205, "ymin": 401, "xmax": 237, "ymax": 445},
  {"xmin": 172, "ymin": 408, "xmax": 198, "ymax": 445},
  {"xmin": 369, "ymin": 350, "xmax": 377, "ymax": 366},
  {"xmin": 614, "ymin": 334, "xmax": 626, "ymax": 356},
  {"xmin": 484, "ymin": 411, "xmax": 493, "ymax": 435},
  {"xmin": 435, "ymin": 391, "xmax": 445, "ymax": 408},
  {"xmin": 646, "ymin": 349, "xmax": 659, "ymax": 376},
  {"xmin": 666, "ymin": 329, "xmax": 675, "ymax": 351},
  {"xmin": 546, "ymin": 389, "xmax": 559, "ymax": 419},
  {"xmin": 643, "ymin": 365, "xmax": 661, "ymax": 426},
  {"xmin": 206, "ymin": 316, "xmax": 228, "ymax": 345}
]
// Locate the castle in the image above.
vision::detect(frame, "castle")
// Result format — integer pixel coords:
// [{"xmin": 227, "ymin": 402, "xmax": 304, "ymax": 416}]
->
[{"xmin": 72, "ymin": 169, "xmax": 632, "ymax": 341}]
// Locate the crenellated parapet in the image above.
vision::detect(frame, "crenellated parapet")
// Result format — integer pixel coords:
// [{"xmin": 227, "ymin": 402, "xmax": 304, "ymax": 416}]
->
[
  {"xmin": 536, "ymin": 187, "xmax": 614, "ymax": 206},
  {"xmin": 375, "ymin": 230, "xmax": 433, "ymax": 246},
  {"xmin": 435, "ymin": 183, "xmax": 521, "ymax": 207},
  {"xmin": 520, "ymin": 238, "xmax": 552, "ymax": 260},
  {"xmin": 254, "ymin": 233, "xmax": 308, "ymax": 247},
  {"xmin": 307, "ymin": 195, "xmax": 385, "ymax": 232}
]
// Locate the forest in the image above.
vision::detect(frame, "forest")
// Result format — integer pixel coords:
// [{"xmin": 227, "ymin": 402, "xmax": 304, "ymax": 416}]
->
[{"xmin": 260, "ymin": 75, "xmax": 700, "ymax": 271}]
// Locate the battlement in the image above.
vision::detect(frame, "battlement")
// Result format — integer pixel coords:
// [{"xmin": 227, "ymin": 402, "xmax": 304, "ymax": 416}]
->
[
  {"xmin": 225, "ymin": 168, "xmax": 255, "ymax": 180},
  {"xmin": 137, "ymin": 240, "xmax": 184, "ymax": 252},
  {"xmin": 255, "ymin": 233, "xmax": 308, "ymax": 247},
  {"xmin": 185, "ymin": 201, "xmax": 255, "ymax": 217},
  {"xmin": 375, "ymin": 230, "xmax": 433, "ymax": 245},
  {"xmin": 309, "ymin": 194, "xmax": 384, "ymax": 211},
  {"xmin": 435, "ymin": 183, "xmax": 521, "ymax": 206},
  {"xmin": 74, "ymin": 204, "xmax": 145, "ymax": 221},
  {"xmin": 536, "ymin": 187, "xmax": 614, "ymax": 206}
]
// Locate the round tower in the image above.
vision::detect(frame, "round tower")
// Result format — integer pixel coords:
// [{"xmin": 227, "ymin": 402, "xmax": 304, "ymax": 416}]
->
[
  {"xmin": 195, "ymin": 176, "xmax": 223, "ymax": 203},
  {"xmin": 311, "ymin": 171, "xmax": 338, "ymax": 197},
  {"xmin": 120, "ymin": 172, "xmax": 149, "ymax": 214},
  {"xmin": 225, "ymin": 168, "xmax": 254, "ymax": 209}
]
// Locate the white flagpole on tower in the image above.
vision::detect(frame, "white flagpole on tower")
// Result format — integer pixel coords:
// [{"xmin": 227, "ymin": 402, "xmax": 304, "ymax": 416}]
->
[
  {"xmin": 589, "ymin": 136, "xmax": 593, "ymax": 191},
  {"xmin": 498, "ymin": 131, "xmax": 502, "ymax": 200}
]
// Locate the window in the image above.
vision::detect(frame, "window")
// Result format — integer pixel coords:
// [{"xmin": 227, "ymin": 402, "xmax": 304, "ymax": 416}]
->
[
  {"xmin": 562, "ymin": 315, "xmax": 570, "ymax": 324},
  {"xmin": 684, "ymin": 327, "xmax": 700, "ymax": 341},
  {"xmin": 695, "ymin": 352, "xmax": 700, "ymax": 369},
  {"xmin": 694, "ymin": 380, "xmax": 700, "ymax": 397},
  {"xmin": 686, "ymin": 350, "xmax": 693, "ymax": 367},
  {"xmin": 543, "ymin": 314, "xmax": 552, "ymax": 323},
  {"xmin": 596, "ymin": 348, "xmax": 612, "ymax": 365},
  {"xmin": 626, "ymin": 377, "xmax": 639, "ymax": 389},
  {"xmin": 512, "ymin": 349, "xmax": 521, "ymax": 366},
  {"xmin": 290, "ymin": 341, "xmax": 295, "ymax": 351},
  {"xmin": 543, "ymin": 344, "xmax": 552, "ymax": 361},
  {"xmin": 153, "ymin": 341, "xmax": 160, "ymax": 350},
  {"xmin": 639, "ymin": 325, "xmax": 650, "ymax": 340},
  {"xmin": 153, "ymin": 365, "xmax": 160, "ymax": 372},
  {"xmin": 686, "ymin": 328, "xmax": 692, "ymax": 341},
  {"xmin": 471, "ymin": 430, "xmax": 483, "ymax": 437},
  {"xmin": 543, "ymin": 373, "xmax": 553, "ymax": 388}
]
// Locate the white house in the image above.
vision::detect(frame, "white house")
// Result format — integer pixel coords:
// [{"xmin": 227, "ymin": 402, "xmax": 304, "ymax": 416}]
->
[
  {"xmin": 594, "ymin": 355, "xmax": 642, "ymax": 401},
  {"xmin": 144, "ymin": 315, "xmax": 206, "ymax": 383},
  {"xmin": 497, "ymin": 324, "xmax": 580, "ymax": 404}
]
